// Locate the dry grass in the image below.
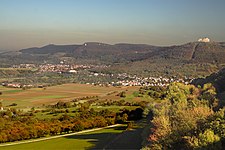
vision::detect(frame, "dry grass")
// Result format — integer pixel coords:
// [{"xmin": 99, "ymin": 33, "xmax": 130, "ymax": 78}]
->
[{"xmin": 0, "ymin": 84, "xmax": 139, "ymax": 109}]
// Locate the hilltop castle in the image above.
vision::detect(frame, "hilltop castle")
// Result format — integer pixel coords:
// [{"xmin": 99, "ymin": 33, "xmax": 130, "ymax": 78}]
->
[{"xmin": 198, "ymin": 37, "xmax": 210, "ymax": 43}]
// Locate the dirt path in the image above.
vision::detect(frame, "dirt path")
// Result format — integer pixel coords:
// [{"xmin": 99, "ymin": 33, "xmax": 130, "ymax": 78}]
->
[
  {"xmin": 0, "ymin": 124, "xmax": 121, "ymax": 147},
  {"xmin": 190, "ymin": 43, "xmax": 199, "ymax": 60}
]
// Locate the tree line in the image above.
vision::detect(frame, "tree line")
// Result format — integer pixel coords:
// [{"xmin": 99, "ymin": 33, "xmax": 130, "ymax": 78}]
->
[{"xmin": 0, "ymin": 106, "xmax": 143, "ymax": 143}]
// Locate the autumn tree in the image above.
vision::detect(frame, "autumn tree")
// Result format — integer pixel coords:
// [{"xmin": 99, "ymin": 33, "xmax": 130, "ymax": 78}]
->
[{"xmin": 147, "ymin": 83, "xmax": 222, "ymax": 149}]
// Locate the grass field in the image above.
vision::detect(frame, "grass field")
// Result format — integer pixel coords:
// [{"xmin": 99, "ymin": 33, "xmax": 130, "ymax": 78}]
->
[
  {"xmin": 0, "ymin": 125, "xmax": 126, "ymax": 150},
  {"xmin": 0, "ymin": 84, "xmax": 140, "ymax": 109}
]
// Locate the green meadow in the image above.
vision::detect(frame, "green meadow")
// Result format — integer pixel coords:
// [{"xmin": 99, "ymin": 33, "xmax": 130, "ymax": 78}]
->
[{"xmin": 0, "ymin": 125, "xmax": 126, "ymax": 150}]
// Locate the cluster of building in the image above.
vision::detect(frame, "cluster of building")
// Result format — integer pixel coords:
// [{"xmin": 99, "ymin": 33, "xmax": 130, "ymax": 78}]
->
[
  {"xmin": 198, "ymin": 37, "xmax": 210, "ymax": 43},
  {"xmin": 38, "ymin": 64, "xmax": 77, "ymax": 73},
  {"xmin": 112, "ymin": 73, "xmax": 191, "ymax": 87},
  {"xmin": 12, "ymin": 64, "xmax": 36, "ymax": 69},
  {"xmin": 12, "ymin": 63, "xmax": 109, "ymax": 74},
  {"xmin": 9, "ymin": 63, "xmax": 192, "ymax": 88},
  {"xmin": 86, "ymin": 73, "xmax": 192, "ymax": 87},
  {"xmin": 89, "ymin": 72, "xmax": 110, "ymax": 77},
  {"xmin": 1, "ymin": 83, "xmax": 33, "ymax": 88}
]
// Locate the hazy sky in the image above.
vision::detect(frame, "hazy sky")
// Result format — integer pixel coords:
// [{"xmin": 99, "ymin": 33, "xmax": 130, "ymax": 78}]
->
[{"xmin": 1, "ymin": 0, "xmax": 225, "ymax": 50}]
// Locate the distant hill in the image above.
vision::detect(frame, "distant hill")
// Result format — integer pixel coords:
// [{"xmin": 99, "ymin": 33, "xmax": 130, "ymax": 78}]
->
[
  {"xmin": 0, "ymin": 50, "xmax": 8, "ymax": 53},
  {"xmin": 20, "ymin": 44, "xmax": 80, "ymax": 54},
  {"xmin": 145, "ymin": 42, "xmax": 225, "ymax": 62},
  {"xmin": 0, "ymin": 41, "xmax": 225, "ymax": 77},
  {"xmin": 18, "ymin": 42, "xmax": 157, "ymax": 63},
  {"xmin": 17, "ymin": 41, "xmax": 225, "ymax": 63}
]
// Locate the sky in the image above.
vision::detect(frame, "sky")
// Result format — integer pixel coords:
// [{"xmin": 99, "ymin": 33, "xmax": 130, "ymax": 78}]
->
[{"xmin": 0, "ymin": 0, "xmax": 225, "ymax": 50}]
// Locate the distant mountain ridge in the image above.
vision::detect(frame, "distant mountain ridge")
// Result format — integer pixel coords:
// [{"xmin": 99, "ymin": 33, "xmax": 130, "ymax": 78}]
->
[
  {"xmin": 15, "ymin": 42, "xmax": 158, "ymax": 63},
  {"xmin": 17, "ymin": 41, "xmax": 225, "ymax": 63},
  {"xmin": 19, "ymin": 42, "xmax": 156, "ymax": 56},
  {"xmin": 0, "ymin": 41, "xmax": 225, "ymax": 77}
]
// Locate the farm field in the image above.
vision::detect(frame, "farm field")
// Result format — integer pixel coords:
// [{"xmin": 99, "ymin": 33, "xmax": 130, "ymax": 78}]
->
[
  {"xmin": 0, "ymin": 125, "xmax": 126, "ymax": 150},
  {"xmin": 0, "ymin": 84, "xmax": 140, "ymax": 109}
]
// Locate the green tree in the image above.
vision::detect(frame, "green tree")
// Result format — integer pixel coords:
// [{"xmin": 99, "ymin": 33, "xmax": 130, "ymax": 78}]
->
[
  {"xmin": 188, "ymin": 129, "xmax": 221, "ymax": 149},
  {"xmin": 200, "ymin": 83, "xmax": 218, "ymax": 109},
  {"xmin": 122, "ymin": 113, "xmax": 128, "ymax": 123}
]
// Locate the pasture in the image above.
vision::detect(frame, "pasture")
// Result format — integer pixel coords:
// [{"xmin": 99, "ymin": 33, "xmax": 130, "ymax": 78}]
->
[
  {"xmin": 0, "ymin": 84, "xmax": 140, "ymax": 109},
  {"xmin": 0, "ymin": 125, "xmax": 126, "ymax": 150}
]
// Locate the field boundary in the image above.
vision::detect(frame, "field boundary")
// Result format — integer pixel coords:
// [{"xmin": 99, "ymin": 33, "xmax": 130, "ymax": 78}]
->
[{"xmin": 0, "ymin": 124, "xmax": 121, "ymax": 147}]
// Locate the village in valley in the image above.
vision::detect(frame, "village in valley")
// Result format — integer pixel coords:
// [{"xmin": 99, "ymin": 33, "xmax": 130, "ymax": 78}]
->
[{"xmin": 2, "ymin": 62, "xmax": 193, "ymax": 88}]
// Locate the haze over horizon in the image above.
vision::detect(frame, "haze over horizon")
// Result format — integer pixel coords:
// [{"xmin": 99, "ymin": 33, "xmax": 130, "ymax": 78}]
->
[{"xmin": 1, "ymin": 0, "xmax": 225, "ymax": 51}]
